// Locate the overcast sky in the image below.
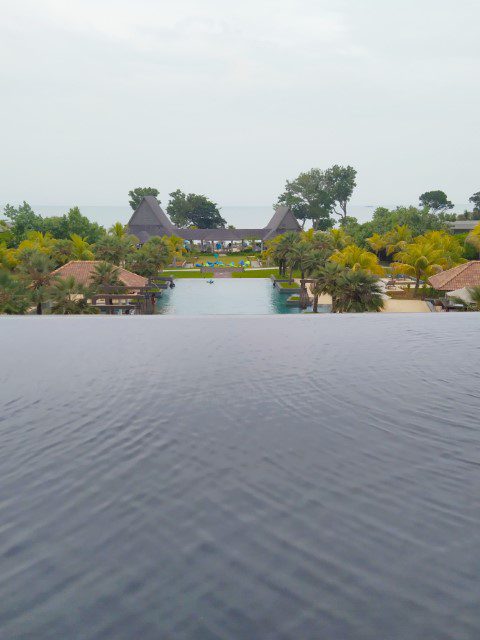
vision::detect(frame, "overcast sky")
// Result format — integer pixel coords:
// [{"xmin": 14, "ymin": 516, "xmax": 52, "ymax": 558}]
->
[{"xmin": 1, "ymin": 0, "xmax": 479, "ymax": 211}]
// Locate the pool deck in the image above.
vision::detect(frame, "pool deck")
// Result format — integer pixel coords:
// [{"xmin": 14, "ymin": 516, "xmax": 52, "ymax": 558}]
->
[{"xmin": 305, "ymin": 283, "xmax": 432, "ymax": 313}]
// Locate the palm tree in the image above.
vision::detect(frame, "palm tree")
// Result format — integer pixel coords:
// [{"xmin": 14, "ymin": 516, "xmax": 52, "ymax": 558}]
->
[
  {"xmin": 70, "ymin": 234, "xmax": 94, "ymax": 260},
  {"xmin": 89, "ymin": 262, "xmax": 122, "ymax": 312},
  {"xmin": 366, "ymin": 233, "xmax": 385, "ymax": 255},
  {"xmin": 334, "ymin": 270, "xmax": 385, "ymax": 313},
  {"xmin": 94, "ymin": 234, "xmax": 137, "ymax": 266},
  {"xmin": 329, "ymin": 228, "xmax": 353, "ymax": 251},
  {"xmin": 310, "ymin": 231, "xmax": 335, "ymax": 254},
  {"xmin": 285, "ymin": 241, "xmax": 316, "ymax": 308},
  {"xmin": 310, "ymin": 262, "xmax": 346, "ymax": 312},
  {"xmin": 384, "ymin": 225, "xmax": 412, "ymax": 256},
  {"xmin": 303, "ymin": 249, "xmax": 330, "ymax": 276},
  {"xmin": 330, "ymin": 244, "xmax": 385, "ymax": 276},
  {"xmin": 126, "ymin": 236, "xmax": 173, "ymax": 278},
  {"xmin": 51, "ymin": 238, "xmax": 74, "ymax": 267},
  {"xmin": 90, "ymin": 262, "xmax": 121, "ymax": 290},
  {"xmin": 109, "ymin": 222, "xmax": 127, "ymax": 238},
  {"xmin": 166, "ymin": 234, "xmax": 186, "ymax": 267},
  {"xmin": 420, "ymin": 230, "xmax": 465, "ymax": 268},
  {"xmin": 49, "ymin": 276, "xmax": 97, "ymax": 314},
  {"xmin": 391, "ymin": 241, "xmax": 444, "ymax": 296},
  {"xmin": 310, "ymin": 277, "xmax": 328, "ymax": 313},
  {"xmin": 16, "ymin": 230, "xmax": 56, "ymax": 256},
  {"xmin": 17, "ymin": 249, "xmax": 54, "ymax": 314},
  {"xmin": 268, "ymin": 232, "xmax": 299, "ymax": 277},
  {"xmin": 0, "ymin": 269, "xmax": 30, "ymax": 314}
]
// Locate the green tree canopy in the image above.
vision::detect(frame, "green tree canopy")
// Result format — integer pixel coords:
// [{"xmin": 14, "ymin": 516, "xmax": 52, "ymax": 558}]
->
[
  {"xmin": 3, "ymin": 202, "xmax": 45, "ymax": 245},
  {"xmin": 128, "ymin": 187, "xmax": 160, "ymax": 210},
  {"xmin": 277, "ymin": 169, "xmax": 335, "ymax": 231},
  {"xmin": 0, "ymin": 220, "xmax": 13, "ymax": 247},
  {"xmin": 167, "ymin": 190, "xmax": 226, "ymax": 228},
  {"xmin": 0, "ymin": 269, "xmax": 30, "ymax": 314},
  {"xmin": 126, "ymin": 236, "xmax": 173, "ymax": 277},
  {"xmin": 419, "ymin": 190, "xmax": 454, "ymax": 213},
  {"xmin": 43, "ymin": 207, "xmax": 105, "ymax": 243},
  {"xmin": 3, "ymin": 203, "xmax": 105, "ymax": 246},
  {"xmin": 324, "ymin": 165, "xmax": 357, "ymax": 223},
  {"xmin": 469, "ymin": 191, "xmax": 480, "ymax": 213}
]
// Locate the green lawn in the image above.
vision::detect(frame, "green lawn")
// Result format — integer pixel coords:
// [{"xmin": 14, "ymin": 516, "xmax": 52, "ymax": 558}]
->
[
  {"xmin": 159, "ymin": 267, "xmax": 302, "ymax": 279},
  {"xmin": 161, "ymin": 270, "xmax": 213, "ymax": 279},
  {"xmin": 183, "ymin": 254, "xmax": 258, "ymax": 266},
  {"xmin": 231, "ymin": 268, "xmax": 279, "ymax": 278}
]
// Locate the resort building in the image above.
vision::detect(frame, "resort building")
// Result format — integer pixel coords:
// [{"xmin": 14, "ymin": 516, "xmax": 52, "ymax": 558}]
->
[
  {"xmin": 448, "ymin": 220, "xmax": 479, "ymax": 235},
  {"xmin": 127, "ymin": 196, "xmax": 301, "ymax": 248},
  {"xmin": 51, "ymin": 261, "xmax": 148, "ymax": 288},
  {"xmin": 428, "ymin": 261, "xmax": 480, "ymax": 292}
]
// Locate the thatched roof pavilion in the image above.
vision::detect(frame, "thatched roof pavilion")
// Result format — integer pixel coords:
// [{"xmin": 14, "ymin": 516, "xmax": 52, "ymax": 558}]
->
[{"xmin": 127, "ymin": 198, "xmax": 301, "ymax": 244}]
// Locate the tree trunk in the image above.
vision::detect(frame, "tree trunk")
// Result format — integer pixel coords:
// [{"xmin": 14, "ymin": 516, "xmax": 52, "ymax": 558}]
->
[
  {"xmin": 36, "ymin": 302, "xmax": 42, "ymax": 315},
  {"xmin": 300, "ymin": 273, "xmax": 308, "ymax": 309},
  {"xmin": 313, "ymin": 294, "xmax": 318, "ymax": 313},
  {"xmin": 414, "ymin": 276, "xmax": 420, "ymax": 297}
]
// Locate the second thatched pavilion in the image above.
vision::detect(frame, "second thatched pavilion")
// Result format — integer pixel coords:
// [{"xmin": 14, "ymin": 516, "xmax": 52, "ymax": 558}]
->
[{"xmin": 127, "ymin": 197, "xmax": 301, "ymax": 249}]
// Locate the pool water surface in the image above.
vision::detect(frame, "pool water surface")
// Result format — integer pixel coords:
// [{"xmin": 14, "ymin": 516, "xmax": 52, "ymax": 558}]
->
[{"xmin": 155, "ymin": 278, "xmax": 328, "ymax": 315}]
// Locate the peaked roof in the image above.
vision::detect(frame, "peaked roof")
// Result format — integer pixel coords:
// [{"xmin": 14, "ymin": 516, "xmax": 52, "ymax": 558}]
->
[
  {"xmin": 428, "ymin": 261, "xmax": 480, "ymax": 291},
  {"xmin": 263, "ymin": 205, "xmax": 301, "ymax": 240},
  {"xmin": 128, "ymin": 196, "xmax": 177, "ymax": 237},
  {"xmin": 127, "ymin": 199, "xmax": 300, "ymax": 242},
  {"xmin": 51, "ymin": 261, "xmax": 148, "ymax": 288}
]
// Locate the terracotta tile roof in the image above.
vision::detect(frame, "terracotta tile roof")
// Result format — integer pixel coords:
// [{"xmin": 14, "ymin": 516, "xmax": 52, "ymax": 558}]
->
[
  {"xmin": 428, "ymin": 261, "xmax": 480, "ymax": 291},
  {"xmin": 51, "ymin": 261, "xmax": 148, "ymax": 288}
]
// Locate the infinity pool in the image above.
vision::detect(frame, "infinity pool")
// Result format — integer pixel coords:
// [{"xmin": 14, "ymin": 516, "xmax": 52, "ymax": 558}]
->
[
  {"xmin": 156, "ymin": 278, "xmax": 328, "ymax": 314},
  {"xmin": 1, "ymin": 315, "xmax": 479, "ymax": 639}
]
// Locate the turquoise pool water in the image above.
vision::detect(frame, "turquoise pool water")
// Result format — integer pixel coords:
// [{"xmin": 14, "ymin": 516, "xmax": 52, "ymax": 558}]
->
[{"xmin": 155, "ymin": 278, "xmax": 328, "ymax": 315}]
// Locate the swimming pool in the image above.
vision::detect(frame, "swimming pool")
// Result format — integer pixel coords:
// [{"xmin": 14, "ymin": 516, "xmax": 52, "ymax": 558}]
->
[{"xmin": 155, "ymin": 278, "xmax": 329, "ymax": 315}]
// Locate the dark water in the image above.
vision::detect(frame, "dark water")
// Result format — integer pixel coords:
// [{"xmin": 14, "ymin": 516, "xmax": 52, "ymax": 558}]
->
[{"xmin": 1, "ymin": 314, "xmax": 479, "ymax": 640}]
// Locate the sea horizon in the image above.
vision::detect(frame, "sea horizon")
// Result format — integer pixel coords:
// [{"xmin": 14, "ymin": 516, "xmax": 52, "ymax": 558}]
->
[{"xmin": 1, "ymin": 203, "xmax": 471, "ymax": 230}]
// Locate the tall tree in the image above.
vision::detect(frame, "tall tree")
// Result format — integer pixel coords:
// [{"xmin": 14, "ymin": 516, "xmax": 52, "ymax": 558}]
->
[
  {"xmin": 419, "ymin": 190, "xmax": 454, "ymax": 213},
  {"xmin": 167, "ymin": 190, "xmax": 226, "ymax": 228},
  {"xmin": 277, "ymin": 169, "xmax": 334, "ymax": 231},
  {"xmin": 469, "ymin": 192, "xmax": 480, "ymax": 213},
  {"xmin": 266, "ymin": 231, "xmax": 300, "ymax": 277},
  {"xmin": 324, "ymin": 165, "xmax": 357, "ymax": 223},
  {"xmin": 43, "ymin": 207, "xmax": 105, "ymax": 243},
  {"xmin": 128, "ymin": 187, "xmax": 160, "ymax": 211},
  {"xmin": 3, "ymin": 202, "xmax": 45, "ymax": 245},
  {"xmin": 309, "ymin": 262, "xmax": 346, "ymax": 313},
  {"xmin": 16, "ymin": 249, "xmax": 54, "ymax": 314},
  {"xmin": 0, "ymin": 269, "xmax": 30, "ymax": 314},
  {"xmin": 391, "ymin": 241, "xmax": 445, "ymax": 295}
]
